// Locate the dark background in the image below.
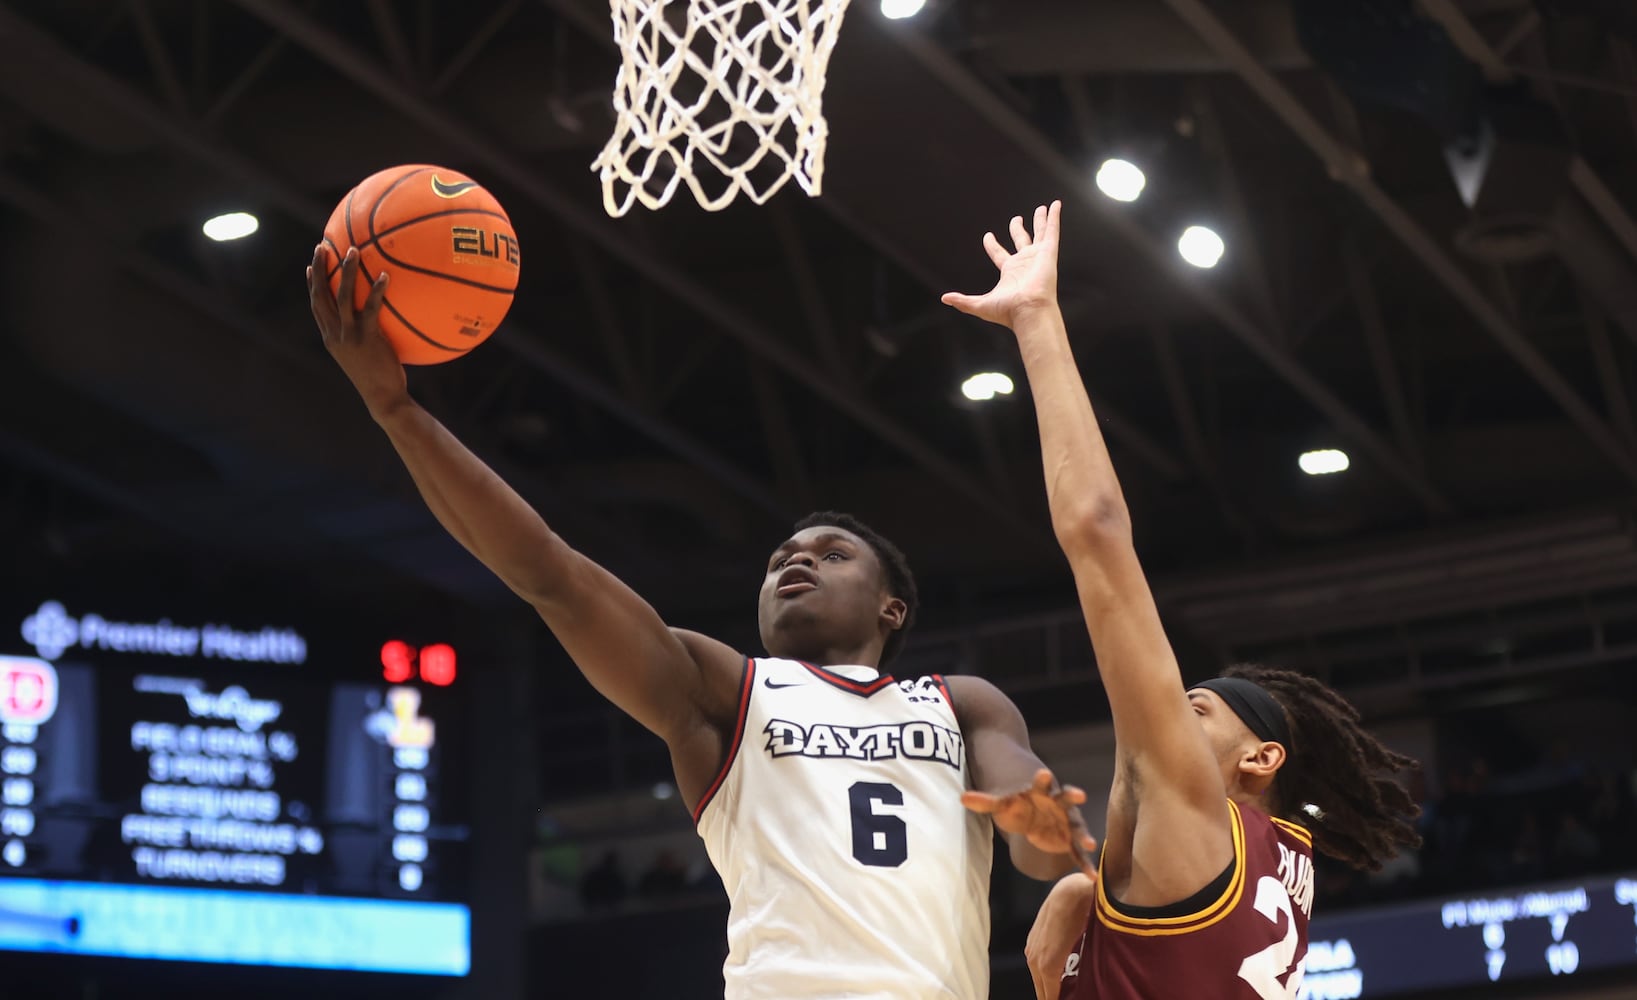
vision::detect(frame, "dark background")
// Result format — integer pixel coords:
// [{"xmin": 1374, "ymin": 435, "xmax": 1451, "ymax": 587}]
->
[{"xmin": 4, "ymin": 1, "xmax": 1637, "ymax": 998}]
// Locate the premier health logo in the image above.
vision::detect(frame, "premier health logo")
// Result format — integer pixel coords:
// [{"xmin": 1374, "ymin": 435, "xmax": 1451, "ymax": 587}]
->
[
  {"xmin": 17, "ymin": 601, "xmax": 306, "ymax": 665},
  {"xmin": 20, "ymin": 601, "xmax": 76, "ymax": 661}
]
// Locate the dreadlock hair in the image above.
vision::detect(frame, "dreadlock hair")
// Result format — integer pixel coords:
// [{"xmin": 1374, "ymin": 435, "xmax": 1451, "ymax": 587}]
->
[
  {"xmin": 1223, "ymin": 663, "xmax": 1422, "ymax": 873},
  {"xmin": 792, "ymin": 511, "xmax": 919, "ymax": 667}
]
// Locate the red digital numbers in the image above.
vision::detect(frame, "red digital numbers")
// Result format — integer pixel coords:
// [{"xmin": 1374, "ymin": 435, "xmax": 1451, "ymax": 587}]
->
[
  {"xmin": 380, "ymin": 640, "xmax": 415, "ymax": 683},
  {"xmin": 379, "ymin": 641, "xmax": 457, "ymax": 686},
  {"xmin": 419, "ymin": 644, "xmax": 457, "ymax": 686}
]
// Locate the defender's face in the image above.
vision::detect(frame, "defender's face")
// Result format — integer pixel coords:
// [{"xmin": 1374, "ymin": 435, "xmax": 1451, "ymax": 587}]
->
[
  {"xmin": 1189, "ymin": 688, "xmax": 1259, "ymax": 774},
  {"xmin": 757, "ymin": 527, "xmax": 892, "ymax": 661}
]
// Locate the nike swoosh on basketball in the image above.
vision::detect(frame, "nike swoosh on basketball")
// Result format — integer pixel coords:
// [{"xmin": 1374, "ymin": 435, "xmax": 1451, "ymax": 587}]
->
[
  {"xmin": 763, "ymin": 679, "xmax": 804, "ymax": 690},
  {"xmin": 430, "ymin": 175, "xmax": 479, "ymax": 199}
]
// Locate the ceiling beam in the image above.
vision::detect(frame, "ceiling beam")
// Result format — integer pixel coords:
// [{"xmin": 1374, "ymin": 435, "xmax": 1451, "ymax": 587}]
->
[
  {"xmin": 0, "ymin": 2, "xmax": 788, "ymax": 526},
  {"xmin": 537, "ymin": 0, "xmax": 1188, "ymax": 488},
  {"xmin": 202, "ymin": 31, "xmax": 287, "ymax": 127},
  {"xmin": 747, "ymin": 358, "xmax": 816, "ymax": 512},
  {"xmin": 1420, "ymin": 2, "xmax": 1637, "ymax": 287},
  {"xmin": 229, "ymin": 0, "xmax": 1054, "ymax": 553},
  {"xmin": 1416, "ymin": 0, "xmax": 1513, "ymax": 81},
  {"xmin": 1189, "ymin": 85, "xmax": 1287, "ymax": 342},
  {"xmin": 568, "ymin": 241, "xmax": 649, "ymax": 406},
  {"xmin": 127, "ymin": 0, "xmax": 189, "ymax": 116},
  {"xmin": 768, "ymin": 200, "xmax": 849, "ymax": 381},
  {"xmin": 1159, "ymin": 0, "xmax": 1637, "ymax": 488},
  {"xmin": 430, "ymin": 0, "xmax": 522, "ymax": 96},
  {"xmin": 879, "ymin": 21, "xmax": 1455, "ymax": 516},
  {"xmin": 189, "ymin": 0, "xmax": 209, "ymax": 109},
  {"xmin": 364, "ymin": 0, "xmax": 416, "ymax": 83},
  {"xmin": 1580, "ymin": 299, "xmax": 1637, "ymax": 450},
  {"xmin": 1342, "ymin": 238, "xmax": 1425, "ymax": 470},
  {"xmin": 942, "ymin": 334, "xmax": 1022, "ymax": 508},
  {"xmin": 826, "ymin": 193, "xmax": 1190, "ymax": 484},
  {"xmin": 0, "ymin": 169, "xmax": 673, "ymax": 581},
  {"xmin": 1150, "ymin": 323, "xmax": 1261, "ymax": 548}
]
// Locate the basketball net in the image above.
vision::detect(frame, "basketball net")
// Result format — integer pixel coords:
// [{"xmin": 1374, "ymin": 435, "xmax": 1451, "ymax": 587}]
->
[{"xmin": 592, "ymin": 0, "xmax": 854, "ymax": 216}]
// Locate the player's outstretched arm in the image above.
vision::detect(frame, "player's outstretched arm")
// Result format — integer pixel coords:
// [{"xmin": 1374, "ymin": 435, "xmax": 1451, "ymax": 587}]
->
[
  {"xmin": 948, "ymin": 675, "xmax": 1096, "ymax": 881},
  {"xmin": 943, "ymin": 204, "xmax": 1232, "ymax": 900},
  {"xmin": 307, "ymin": 248, "xmax": 744, "ymax": 758}
]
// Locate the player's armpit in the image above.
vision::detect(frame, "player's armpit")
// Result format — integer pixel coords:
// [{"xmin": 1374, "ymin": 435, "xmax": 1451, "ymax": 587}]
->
[
  {"xmin": 1065, "ymin": 541, "xmax": 1221, "ymax": 790},
  {"xmin": 948, "ymin": 676, "xmax": 1095, "ymax": 880},
  {"xmin": 1065, "ymin": 539, "xmax": 1235, "ymax": 902}
]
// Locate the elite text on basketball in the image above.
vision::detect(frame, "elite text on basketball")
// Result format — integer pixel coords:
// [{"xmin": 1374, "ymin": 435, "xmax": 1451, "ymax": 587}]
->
[{"xmin": 451, "ymin": 227, "xmax": 520, "ymax": 266}]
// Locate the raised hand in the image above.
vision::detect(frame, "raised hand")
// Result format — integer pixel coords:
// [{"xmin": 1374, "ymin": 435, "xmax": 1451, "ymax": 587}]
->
[
  {"xmin": 941, "ymin": 200, "xmax": 1063, "ymax": 330},
  {"xmin": 306, "ymin": 245, "xmax": 409, "ymax": 418},
  {"xmin": 962, "ymin": 767, "xmax": 1098, "ymax": 876}
]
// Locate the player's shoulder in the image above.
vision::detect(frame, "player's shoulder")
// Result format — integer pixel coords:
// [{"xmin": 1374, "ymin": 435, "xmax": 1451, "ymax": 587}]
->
[
  {"xmin": 669, "ymin": 628, "xmax": 746, "ymax": 673},
  {"xmin": 939, "ymin": 673, "xmax": 997, "ymax": 694},
  {"xmin": 667, "ymin": 628, "xmax": 752, "ymax": 732},
  {"xmin": 1266, "ymin": 812, "xmax": 1315, "ymax": 851},
  {"xmin": 1233, "ymin": 799, "xmax": 1313, "ymax": 842},
  {"xmin": 1234, "ymin": 801, "xmax": 1317, "ymax": 871},
  {"xmin": 939, "ymin": 674, "xmax": 1024, "ymax": 726}
]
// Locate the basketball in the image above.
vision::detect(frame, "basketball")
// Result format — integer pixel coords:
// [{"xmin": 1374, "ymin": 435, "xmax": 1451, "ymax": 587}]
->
[{"xmin": 320, "ymin": 164, "xmax": 519, "ymax": 366}]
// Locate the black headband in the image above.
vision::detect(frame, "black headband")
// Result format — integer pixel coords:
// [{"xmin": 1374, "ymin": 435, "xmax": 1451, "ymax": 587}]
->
[{"xmin": 1191, "ymin": 677, "xmax": 1292, "ymax": 756}]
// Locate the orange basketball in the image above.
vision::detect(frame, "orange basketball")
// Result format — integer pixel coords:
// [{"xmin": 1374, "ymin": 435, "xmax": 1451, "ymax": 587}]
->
[{"xmin": 321, "ymin": 164, "xmax": 519, "ymax": 366}]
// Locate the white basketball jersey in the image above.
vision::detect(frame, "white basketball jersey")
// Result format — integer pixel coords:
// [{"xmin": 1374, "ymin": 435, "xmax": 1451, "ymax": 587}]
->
[{"xmin": 695, "ymin": 658, "xmax": 993, "ymax": 1000}]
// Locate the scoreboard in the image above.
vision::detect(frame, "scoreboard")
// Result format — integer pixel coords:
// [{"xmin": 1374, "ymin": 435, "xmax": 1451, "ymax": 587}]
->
[
  {"xmin": 1303, "ymin": 870, "xmax": 1637, "ymax": 998},
  {"xmin": 0, "ymin": 597, "xmax": 471, "ymax": 977}
]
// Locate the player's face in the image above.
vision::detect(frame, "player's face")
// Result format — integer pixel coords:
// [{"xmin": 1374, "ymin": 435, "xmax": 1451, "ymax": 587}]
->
[
  {"xmin": 1188, "ymin": 689, "xmax": 1261, "ymax": 785},
  {"xmin": 757, "ymin": 527, "xmax": 898, "ymax": 664}
]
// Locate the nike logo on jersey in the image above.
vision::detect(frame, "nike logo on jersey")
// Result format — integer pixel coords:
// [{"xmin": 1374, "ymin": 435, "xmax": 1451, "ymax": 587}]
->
[
  {"xmin": 763, "ymin": 678, "xmax": 805, "ymax": 690},
  {"xmin": 763, "ymin": 718, "xmax": 963, "ymax": 770},
  {"xmin": 430, "ymin": 174, "xmax": 480, "ymax": 198}
]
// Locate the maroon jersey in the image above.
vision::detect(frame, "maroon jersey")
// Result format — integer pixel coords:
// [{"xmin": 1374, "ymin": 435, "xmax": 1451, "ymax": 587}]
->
[{"xmin": 1061, "ymin": 800, "xmax": 1315, "ymax": 1000}]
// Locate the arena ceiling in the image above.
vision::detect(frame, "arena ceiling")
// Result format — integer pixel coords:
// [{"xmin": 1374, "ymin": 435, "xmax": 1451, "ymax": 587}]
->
[{"xmin": 4, "ymin": 0, "xmax": 1637, "ymax": 742}]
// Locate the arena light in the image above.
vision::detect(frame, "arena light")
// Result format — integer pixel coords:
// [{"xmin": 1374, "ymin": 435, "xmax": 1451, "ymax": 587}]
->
[
  {"xmin": 1178, "ymin": 226, "xmax": 1225, "ymax": 269},
  {"xmin": 202, "ymin": 211, "xmax": 259, "ymax": 242},
  {"xmin": 961, "ymin": 372, "xmax": 1015, "ymax": 402},
  {"xmin": 1299, "ymin": 449, "xmax": 1350, "ymax": 476},
  {"xmin": 880, "ymin": 0, "xmax": 926, "ymax": 18},
  {"xmin": 1095, "ymin": 158, "xmax": 1146, "ymax": 202}
]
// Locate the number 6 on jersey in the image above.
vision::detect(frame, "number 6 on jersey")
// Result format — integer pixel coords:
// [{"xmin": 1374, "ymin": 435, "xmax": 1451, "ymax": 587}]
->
[{"xmin": 849, "ymin": 781, "xmax": 907, "ymax": 867}]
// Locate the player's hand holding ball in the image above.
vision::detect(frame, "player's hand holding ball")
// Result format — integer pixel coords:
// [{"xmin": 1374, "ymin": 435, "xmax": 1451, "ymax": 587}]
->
[
  {"xmin": 306, "ymin": 246, "xmax": 408, "ymax": 419},
  {"xmin": 306, "ymin": 164, "xmax": 520, "ymax": 417}
]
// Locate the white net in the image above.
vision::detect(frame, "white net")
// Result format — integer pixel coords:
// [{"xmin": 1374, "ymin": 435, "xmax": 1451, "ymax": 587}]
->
[{"xmin": 592, "ymin": 0, "xmax": 855, "ymax": 216}]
